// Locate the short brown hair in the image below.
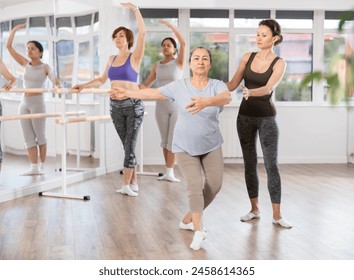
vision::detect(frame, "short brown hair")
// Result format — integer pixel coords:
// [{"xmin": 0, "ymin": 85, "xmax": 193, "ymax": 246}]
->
[{"xmin": 112, "ymin": 27, "xmax": 134, "ymax": 49}]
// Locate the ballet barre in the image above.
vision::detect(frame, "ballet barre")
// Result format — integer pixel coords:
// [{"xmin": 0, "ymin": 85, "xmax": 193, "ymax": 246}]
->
[
  {"xmin": 0, "ymin": 87, "xmax": 111, "ymax": 94},
  {"xmin": 55, "ymin": 115, "xmax": 111, "ymax": 124},
  {"xmin": 39, "ymin": 115, "xmax": 110, "ymax": 201},
  {"xmin": 0, "ymin": 111, "xmax": 85, "ymax": 121}
]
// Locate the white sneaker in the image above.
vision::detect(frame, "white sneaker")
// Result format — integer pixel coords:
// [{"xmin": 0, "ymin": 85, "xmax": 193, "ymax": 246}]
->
[{"xmin": 116, "ymin": 185, "xmax": 138, "ymax": 197}]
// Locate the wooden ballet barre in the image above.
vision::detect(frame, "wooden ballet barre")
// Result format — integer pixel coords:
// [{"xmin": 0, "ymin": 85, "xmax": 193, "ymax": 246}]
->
[
  {"xmin": 55, "ymin": 115, "xmax": 111, "ymax": 124},
  {"xmin": 0, "ymin": 111, "xmax": 85, "ymax": 121},
  {"xmin": 0, "ymin": 88, "xmax": 111, "ymax": 94}
]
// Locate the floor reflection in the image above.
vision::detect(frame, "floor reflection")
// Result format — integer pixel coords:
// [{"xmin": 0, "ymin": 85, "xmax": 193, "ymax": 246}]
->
[{"xmin": 0, "ymin": 152, "xmax": 99, "ymax": 198}]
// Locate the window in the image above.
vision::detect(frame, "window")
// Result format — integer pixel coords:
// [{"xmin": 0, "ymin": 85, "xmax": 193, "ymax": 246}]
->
[
  {"xmin": 190, "ymin": 9, "xmax": 229, "ymax": 28},
  {"xmin": 275, "ymin": 11, "xmax": 314, "ymax": 101},
  {"xmin": 324, "ymin": 11, "xmax": 354, "ymax": 103},
  {"xmin": 140, "ymin": 9, "xmax": 178, "ymax": 27},
  {"xmin": 234, "ymin": 10, "xmax": 270, "ymax": 28},
  {"xmin": 190, "ymin": 32, "xmax": 229, "ymax": 81}
]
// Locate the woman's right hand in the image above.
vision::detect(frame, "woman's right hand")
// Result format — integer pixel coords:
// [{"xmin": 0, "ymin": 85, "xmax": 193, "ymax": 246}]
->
[
  {"xmin": 13, "ymin": 23, "xmax": 26, "ymax": 31},
  {"xmin": 159, "ymin": 19, "xmax": 172, "ymax": 28},
  {"xmin": 121, "ymin": 2, "xmax": 137, "ymax": 11},
  {"xmin": 71, "ymin": 84, "xmax": 84, "ymax": 93}
]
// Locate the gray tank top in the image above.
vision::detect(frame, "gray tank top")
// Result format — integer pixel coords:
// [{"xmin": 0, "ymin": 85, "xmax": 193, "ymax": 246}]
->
[
  {"xmin": 23, "ymin": 63, "xmax": 48, "ymax": 88},
  {"xmin": 155, "ymin": 59, "xmax": 183, "ymax": 87}
]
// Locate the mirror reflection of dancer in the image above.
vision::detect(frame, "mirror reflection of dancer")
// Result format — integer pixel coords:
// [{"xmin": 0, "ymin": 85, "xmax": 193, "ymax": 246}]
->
[
  {"xmin": 140, "ymin": 20, "xmax": 186, "ymax": 182},
  {"xmin": 72, "ymin": 2, "xmax": 145, "ymax": 197},
  {"xmin": 226, "ymin": 19, "xmax": 292, "ymax": 228},
  {"xmin": 0, "ymin": 58, "xmax": 16, "ymax": 173},
  {"xmin": 114, "ymin": 47, "xmax": 232, "ymax": 250},
  {"xmin": 7, "ymin": 23, "xmax": 61, "ymax": 176}
]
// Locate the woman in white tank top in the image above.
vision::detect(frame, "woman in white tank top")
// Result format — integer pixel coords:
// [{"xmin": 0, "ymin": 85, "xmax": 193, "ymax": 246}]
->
[{"xmin": 140, "ymin": 20, "xmax": 186, "ymax": 182}]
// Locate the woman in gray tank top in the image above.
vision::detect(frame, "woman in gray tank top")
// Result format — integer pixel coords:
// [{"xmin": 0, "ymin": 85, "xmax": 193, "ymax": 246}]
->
[
  {"xmin": 0, "ymin": 58, "xmax": 16, "ymax": 173},
  {"xmin": 7, "ymin": 23, "xmax": 61, "ymax": 176},
  {"xmin": 140, "ymin": 20, "xmax": 186, "ymax": 183}
]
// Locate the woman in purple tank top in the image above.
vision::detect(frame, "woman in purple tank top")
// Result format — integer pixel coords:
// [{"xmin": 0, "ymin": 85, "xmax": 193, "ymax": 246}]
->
[
  {"xmin": 226, "ymin": 19, "xmax": 292, "ymax": 228},
  {"xmin": 72, "ymin": 2, "xmax": 145, "ymax": 197}
]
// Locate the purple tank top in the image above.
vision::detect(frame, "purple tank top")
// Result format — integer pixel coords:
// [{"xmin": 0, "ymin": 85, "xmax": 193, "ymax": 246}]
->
[{"xmin": 107, "ymin": 54, "xmax": 138, "ymax": 82}]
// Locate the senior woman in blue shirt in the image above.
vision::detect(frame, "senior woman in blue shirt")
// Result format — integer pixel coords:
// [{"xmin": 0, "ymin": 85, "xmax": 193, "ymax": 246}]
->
[{"xmin": 113, "ymin": 46, "xmax": 231, "ymax": 251}]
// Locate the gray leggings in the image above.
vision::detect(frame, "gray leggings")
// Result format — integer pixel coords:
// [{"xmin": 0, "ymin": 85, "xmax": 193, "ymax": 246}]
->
[
  {"xmin": 19, "ymin": 95, "xmax": 47, "ymax": 149},
  {"xmin": 176, "ymin": 147, "xmax": 224, "ymax": 213},
  {"xmin": 237, "ymin": 114, "xmax": 281, "ymax": 203},
  {"xmin": 110, "ymin": 99, "xmax": 144, "ymax": 168},
  {"xmin": 155, "ymin": 99, "xmax": 177, "ymax": 151}
]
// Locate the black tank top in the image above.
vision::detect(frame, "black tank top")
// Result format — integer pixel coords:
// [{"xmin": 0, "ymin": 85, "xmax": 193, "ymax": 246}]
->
[{"xmin": 238, "ymin": 52, "xmax": 281, "ymax": 117}]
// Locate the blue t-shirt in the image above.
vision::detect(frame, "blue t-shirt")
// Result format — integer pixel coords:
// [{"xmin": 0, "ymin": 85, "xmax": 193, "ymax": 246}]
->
[{"xmin": 160, "ymin": 78, "xmax": 227, "ymax": 156}]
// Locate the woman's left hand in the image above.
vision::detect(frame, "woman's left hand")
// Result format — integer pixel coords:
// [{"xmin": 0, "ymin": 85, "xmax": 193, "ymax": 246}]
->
[
  {"xmin": 185, "ymin": 97, "xmax": 207, "ymax": 114},
  {"xmin": 111, "ymin": 87, "xmax": 126, "ymax": 100},
  {"xmin": 241, "ymin": 84, "xmax": 250, "ymax": 100}
]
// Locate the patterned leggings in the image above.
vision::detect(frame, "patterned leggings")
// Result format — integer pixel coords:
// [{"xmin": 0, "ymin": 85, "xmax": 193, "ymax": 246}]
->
[
  {"xmin": 110, "ymin": 99, "xmax": 144, "ymax": 168},
  {"xmin": 237, "ymin": 114, "xmax": 281, "ymax": 203}
]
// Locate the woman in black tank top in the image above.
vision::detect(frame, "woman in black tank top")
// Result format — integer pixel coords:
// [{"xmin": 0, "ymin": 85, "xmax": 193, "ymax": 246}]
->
[{"xmin": 226, "ymin": 19, "xmax": 292, "ymax": 228}]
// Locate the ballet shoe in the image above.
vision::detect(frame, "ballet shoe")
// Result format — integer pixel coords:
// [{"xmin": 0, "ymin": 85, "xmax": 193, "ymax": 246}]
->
[
  {"xmin": 20, "ymin": 169, "xmax": 38, "ymax": 176},
  {"xmin": 179, "ymin": 221, "xmax": 206, "ymax": 231},
  {"xmin": 272, "ymin": 218, "xmax": 293, "ymax": 228},
  {"xmin": 240, "ymin": 212, "xmax": 260, "ymax": 222}
]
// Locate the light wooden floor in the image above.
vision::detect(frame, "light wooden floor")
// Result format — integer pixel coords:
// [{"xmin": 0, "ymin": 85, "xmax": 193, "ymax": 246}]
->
[{"xmin": 0, "ymin": 163, "xmax": 354, "ymax": 260}]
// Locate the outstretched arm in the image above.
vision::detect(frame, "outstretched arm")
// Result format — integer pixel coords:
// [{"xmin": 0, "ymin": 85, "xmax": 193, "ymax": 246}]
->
[
  {"xmin": 6, "ymin": 23, "xmax": 28, "ymax": 66},
  {"xmin": 114, "ymin": 86, "xmax": 166, "ymax": 101}
]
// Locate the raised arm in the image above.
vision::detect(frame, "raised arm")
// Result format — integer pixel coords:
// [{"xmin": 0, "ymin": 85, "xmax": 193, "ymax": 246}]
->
[
  {"xmin": 159, "ymin": 20, "xmax": 186, "ymax": 69},
  {"xmin": 122, "ymin": 2, "xmax": 146, "ymax": 71},
  {"xmin": 0, "ymin": 59, "xmax": 16, "ymax": 90},
  {"xmin": 6, "ymin": 23, "xmax": 28, "ymax": 66}
]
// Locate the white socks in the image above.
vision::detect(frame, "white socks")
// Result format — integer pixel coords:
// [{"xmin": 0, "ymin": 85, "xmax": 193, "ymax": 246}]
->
[
  {"xmin": 158, "ymin": 167, "xmax": 180, "ymax": 182},
  {"xmin": 38, "ymin": 162, "xmax": 45, "ymax": 175},
  {"xmin": 190, "ymin": 231, "xmax": 207, "ymax": 251},
  {"xmin": 130, "ymin": 184, "xmax": 139, "ymax": 192},
  {"xmin": 116, "ymin": 185, "xmax": 138, "ymax": 197},
  {"xmin": 20, "ymin": 162, "xmax": 45, "ymax": 176},
  {"xmin": 20, "ymin": 163, "xmax": 38, "ymax": 176}
]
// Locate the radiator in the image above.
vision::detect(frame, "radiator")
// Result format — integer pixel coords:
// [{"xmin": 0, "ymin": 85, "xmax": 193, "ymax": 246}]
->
[{"xmin": 220, "ymin": 117, "xmax": 240, "ymax": 158}]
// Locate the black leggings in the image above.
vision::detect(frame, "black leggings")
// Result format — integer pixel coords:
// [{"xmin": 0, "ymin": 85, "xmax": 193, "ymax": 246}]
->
[
  {"xmin": 237, "ymin": 114, "xmax": 281, "ymax": 203},
  {"xmin": 110, "ymin": 99, "xmax": 144, "ymax": 168}
]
